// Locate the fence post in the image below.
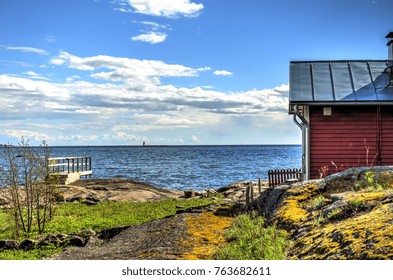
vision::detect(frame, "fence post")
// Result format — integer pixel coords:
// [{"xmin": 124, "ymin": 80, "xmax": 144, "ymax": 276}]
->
[
  {"xmin": 245, "ymin": 186, "xmax": 250, "ymax": 205},
  {"xmin": 250, "ymin": 181, "xmax": 254, "ymax": 203}
]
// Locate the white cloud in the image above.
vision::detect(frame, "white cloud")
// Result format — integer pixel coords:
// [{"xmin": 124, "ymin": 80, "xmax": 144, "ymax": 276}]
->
[
  {"xmin": 23, "ymin": 71, "xmax": 50, "ymax": 81},
  {"xmin": 50, "ymin": 52, "xmax": 208, "ymax": 84},
  {"xmin": 191, "ymin": 134, "xmax": 200, "ymax": 142},
  {"xmin": 65, "ymin": 75, "xmax": 80, "ymax": 83},
  {"xmin": 0, "ymin": 51, "xmax": 293, "ymax": 145},
  {"xmin": 0, "ymin": 74, "xmax": 69, "ymax": 100},
  {"xmin": 214, "ymin": 70, "xmax": 233, "ymax": 76},
  {"xmin": 131, "ymin": 21, "xmax": 170, "ymax": 44},
  {"xmin": 4, "ymin": 129, "xmax": 49, "ymax": 141},
  {"xmin": 115, "ymin": 132, "xmax": 145, "ymax": 141},
  {"xmin": 132, "ymin": 32, "xmax": 168, "ymax": 44},
  {"xmin": 139, "ymin": 21, "xmax": 169, "ymax": 31},
  {"xmin": 127, "ymin": 0, "xmax": 203, "ymax": 18},
  {"xmin": 56, "ymin": 135, "xmax": 99, "ymax": 143},
  {"xmin": 1, "ymin": 45, "xmax": 48, "ymax": 55}
]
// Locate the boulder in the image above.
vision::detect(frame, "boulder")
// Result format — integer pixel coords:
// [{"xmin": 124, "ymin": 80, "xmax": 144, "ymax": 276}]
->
[
  {"xmin": 64, "ymin": 235, "xmax": 86, "ymax": 247},
  {"xmin": 254, "ymin": 166, "xmax": 393, "ymax": 260},
  {"xmin": 99, "ymin": 225, "xmax": 131, "ymax": 240},
  {"xmin": 19, "ymin": 239, "xmax": 38, "ymax": 250},
  {"xmin": 0, "ymin": 240, "xmax": 18, "ymax": 250},
  {"xmin": 183, "ymin": 190, "xmax": 195, "ymax": 198}
]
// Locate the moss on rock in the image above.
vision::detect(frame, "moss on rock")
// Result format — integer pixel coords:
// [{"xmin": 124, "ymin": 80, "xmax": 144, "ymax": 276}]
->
[
  {"xmin": 181, "ymin": 207, "xmax": 233, "ymax": 260},
  {"xmin": 264, "ymin": 167, "xmax": 393, "ymax": 260}
]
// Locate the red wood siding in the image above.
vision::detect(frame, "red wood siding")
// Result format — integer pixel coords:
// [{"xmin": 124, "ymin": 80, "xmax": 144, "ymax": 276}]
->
[
  {"xmin": 309, "ymin": 105, "xmax": 393, "ymax": 179},
  {"xmin": 380, "ymin": 109, "xmax": 393, "ymax": 165}
]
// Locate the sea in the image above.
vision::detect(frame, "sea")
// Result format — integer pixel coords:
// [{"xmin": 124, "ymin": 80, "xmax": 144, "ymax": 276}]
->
[{"xmin": 48, "ymin": 145, "xmax": 301, "ymax": 191}]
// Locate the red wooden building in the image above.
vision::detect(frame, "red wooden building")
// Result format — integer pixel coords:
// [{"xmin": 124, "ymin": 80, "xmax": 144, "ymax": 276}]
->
[{"xmin": 289, "ymin": 33, "xmax": 393, "ymax": 180}]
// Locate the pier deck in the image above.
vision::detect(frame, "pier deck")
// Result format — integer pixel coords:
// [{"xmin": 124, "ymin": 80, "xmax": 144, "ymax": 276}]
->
[{"xmin": 48, "ymin": 156, "xmax": 92, "ymax": 184}]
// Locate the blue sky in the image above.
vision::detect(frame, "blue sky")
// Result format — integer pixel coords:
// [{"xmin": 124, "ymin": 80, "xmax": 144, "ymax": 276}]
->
[{"xmin": 0, "ymin": 0, "xmax": 392, "ymax": 145}]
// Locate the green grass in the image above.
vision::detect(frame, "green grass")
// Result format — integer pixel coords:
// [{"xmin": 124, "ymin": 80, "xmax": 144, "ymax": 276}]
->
[
  {"xmin": 0, "ymin": 197, "xmax": 214, "ymax": 260},
  {"xmin": 313, "ymin": 195, "xmax": 325, "ymax": 208},
  {"xmin": 215, "ymin": 213, "xmax": 288, "ymax": 260},
  {"xmin": 46, "ymin": 198, "xmax": 213, "ymax": 234},
  {"xmin": 0, "ymin": 245, "xmax": 63, "ymax": 260},
  {"xmin": 0, "ymin": 211, "xmax": 10, "ymax": 234}
]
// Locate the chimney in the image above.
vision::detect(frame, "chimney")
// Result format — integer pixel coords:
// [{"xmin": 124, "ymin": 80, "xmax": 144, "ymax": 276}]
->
[{"xmin": 387, "ymin": 32, "xmax": 393, "ymax": 61}]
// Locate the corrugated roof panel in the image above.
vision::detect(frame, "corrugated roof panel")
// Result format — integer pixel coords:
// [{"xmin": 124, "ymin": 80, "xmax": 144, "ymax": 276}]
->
[
  {"xmin": 313, "ymin": 62, "xmax": 334, "ymax": 101},
  {"xmin": 289, "ymin": 60, "xmax": 393, "ymax": 104},
  {"xmin": 289, "ymin": 63, "xmax": 313, "ymax": 102},
  {"xmin": 331, "ymin": 62, "xmax": 356, "ymax": 100},
  {"xmin": 378, "ymin": 87, "xmax": 393, "ymax": 100},
  {"xmin": 350, "ymin": 62, "xmax": 377, "ymax": 100},
  {"xmin": 351, "ymin": 62, "xmax": 373, "ymax": 90}
]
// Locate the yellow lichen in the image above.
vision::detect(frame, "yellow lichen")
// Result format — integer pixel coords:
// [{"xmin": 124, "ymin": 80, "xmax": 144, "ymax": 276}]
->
[
  {"xmin": 181, "ymin": 208, "xmax": 233, "ymax": 260},
  {"xmin": 291, "ymin": 204, "xmax": 393, "ymax": 259},
  {"xmin": 344, "ymin": 191, "xmax": 386, "ymax": 202},
  {"xmin": 271, "ymin": 171, "xmax": 393, "ymax": 259},
  {"xmin": 274, "ymin": 183, "xmax": 320, "ymax": 228},
  {"xmin": 276, "ymin": 199, "xmax": 308, "ymax": 225},
  {"xmin": 287, "ymin": 183, "xmax": 320, "ymax": 202}
]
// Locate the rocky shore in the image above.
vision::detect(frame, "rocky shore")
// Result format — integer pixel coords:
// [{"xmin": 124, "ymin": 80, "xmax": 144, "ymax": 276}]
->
[
  {"xmin": 0, "ymin": 178, "xmax": 269, "ymax": 259},
  {"xmin": 253, "ymin": 166, "xmax": 393, "ymax": 259},
  {"xmin": 0, "ymin": 178, "xmax": 268, "ymax": 208},
  {"xmin": 4, "ymin": 166, "xmax": 393, "ymax": 260},
  {"xmin": 45, "ymin": 179, "xmax": 268, "ymax": 260}
]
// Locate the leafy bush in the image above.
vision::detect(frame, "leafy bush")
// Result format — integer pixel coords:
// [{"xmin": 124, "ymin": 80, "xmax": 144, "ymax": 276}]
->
[
  {"xmin": 357, "ymin": 171, "xmax": 388, "ymax": 191},
  {"xmin": 215, "ymin": 213, "xmax": 288, "ymax": 260},
  {"xmin": 0, "ymin": 138, "xmax": 58, "ymax": 237}
]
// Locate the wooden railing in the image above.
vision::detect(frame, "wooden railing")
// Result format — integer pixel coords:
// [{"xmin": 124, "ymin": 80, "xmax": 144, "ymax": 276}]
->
[
  {"xmin": 268, "ymin": 168, "xmax": 302, "ymax": 188},
  {"xmin": 48, "ymin": 157, "xmax": 92, "ymax": 177}
]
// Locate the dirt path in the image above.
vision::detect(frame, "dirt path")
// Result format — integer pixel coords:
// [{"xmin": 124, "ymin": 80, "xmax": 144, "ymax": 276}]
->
[
  {"xmin": 44, "ymin": 179, "xmax": 266, "ymax": 260},
  {"xmin": 48, "ymin": 213, "xmax": 193, "ymax": 260},
  {"xmin": 47, "ymin": 206, "xmax": 234, "ymax": 260}
]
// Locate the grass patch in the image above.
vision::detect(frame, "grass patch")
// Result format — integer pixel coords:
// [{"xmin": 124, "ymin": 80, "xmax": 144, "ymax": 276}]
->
[
  {"xmin": 215, "ymin": 213, "xmax": 288, "ymax": 260},
  {"xmin": 0, "ymin": 198, "xmax": 214, "ymax": 260},
  {"xmin": 356, "ymin": 171, "xmax": 390, "ymax": 191},
  {"xmin": 313, "ymin": 195, "xmax": 325, "ymax": 208},
  {"xmin": 0, "ymin": 211, "xmax": 11, "ymax": 237},
  {"xmin": 0, "ymin": 245, "xmax": 63, "ymax": 260},
  {"xmin": 0, "ymin": 198, "xmax": 213, "ymax": 239}
]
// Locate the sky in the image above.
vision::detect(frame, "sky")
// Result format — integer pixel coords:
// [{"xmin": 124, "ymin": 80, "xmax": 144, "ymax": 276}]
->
[{"xmin": 0, "ymin": 0, "xmax": 392, "ymax": 146}]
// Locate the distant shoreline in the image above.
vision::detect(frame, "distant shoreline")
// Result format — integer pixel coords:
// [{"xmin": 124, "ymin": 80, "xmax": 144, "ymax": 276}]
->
[{"xmin": 45, "ymin": 144, "xmax": 302, "ymax": 148}]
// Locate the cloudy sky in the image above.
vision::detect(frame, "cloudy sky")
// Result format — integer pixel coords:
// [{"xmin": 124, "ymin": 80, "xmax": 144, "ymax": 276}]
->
[{"xmin": 0, "ymin": 0, "xmax": 392, "ymax": 145}]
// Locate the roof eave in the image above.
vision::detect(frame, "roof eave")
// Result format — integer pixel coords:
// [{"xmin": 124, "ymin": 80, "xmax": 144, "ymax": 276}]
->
[{"xmin": 289, "ymin": 100, "xmax": 393, "ymax": 106}]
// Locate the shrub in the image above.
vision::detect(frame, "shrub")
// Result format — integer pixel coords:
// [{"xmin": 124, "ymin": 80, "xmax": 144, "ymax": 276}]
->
[
  {"xmin": 215, "ymin": 213, "xmax": 288, "ymax": 260},
  {"xmin": 0, "ymin": 138, "xmax": 57, "ymax": 237},
  {"xmin": 357, "ymin": 171, "xmax": 387, "ymax": 191}
]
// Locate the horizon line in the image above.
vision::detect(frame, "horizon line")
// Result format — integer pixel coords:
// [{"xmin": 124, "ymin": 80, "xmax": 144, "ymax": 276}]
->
[{"xmin": 0, "ymin": 143, "xmax": 301, "ymax": 147}]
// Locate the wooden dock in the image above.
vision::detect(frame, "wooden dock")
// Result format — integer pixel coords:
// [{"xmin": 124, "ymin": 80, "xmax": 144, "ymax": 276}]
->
[{"xmin": 48, "ymin": 156, "xmax": 92, "ymax": 185}]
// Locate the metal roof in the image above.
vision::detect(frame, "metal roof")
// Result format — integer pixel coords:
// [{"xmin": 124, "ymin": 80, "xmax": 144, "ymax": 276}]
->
[{"xmin": 289, "ymin": 60, "xmax": 393, "ymax": 105}]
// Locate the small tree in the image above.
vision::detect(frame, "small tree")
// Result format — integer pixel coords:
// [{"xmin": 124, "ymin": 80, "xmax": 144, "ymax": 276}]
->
[{"xmin": 0, "ymin": 137, "xmax": 57, "ymax": 237}]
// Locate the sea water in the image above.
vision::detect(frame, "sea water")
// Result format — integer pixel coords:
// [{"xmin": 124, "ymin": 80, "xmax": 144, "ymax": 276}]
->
[{"xmin": 49, "ymin": 145, "xmax": 301, "ymax": 191}]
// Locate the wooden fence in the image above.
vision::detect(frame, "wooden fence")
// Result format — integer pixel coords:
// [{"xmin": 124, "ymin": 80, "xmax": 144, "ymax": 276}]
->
[{"xmin": 268, "ymin": 168, "xmax": 302, "ymax": 188}]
